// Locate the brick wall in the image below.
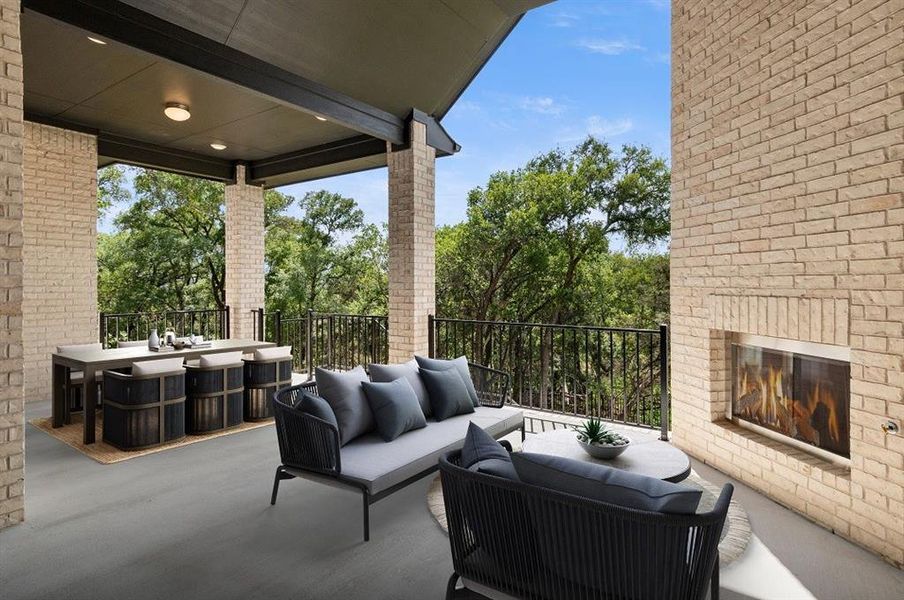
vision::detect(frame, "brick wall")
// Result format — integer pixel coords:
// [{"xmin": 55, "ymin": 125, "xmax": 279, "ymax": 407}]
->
[
  {"xmin": 0, "ymin": 0, "xmax": 23, "ymax": 529},
  {"xmin": 225, "ymin": 164, "xmax": 264, "ymax": 341},
  {"xmin": 672, "ymin": 0, "xmax": 903, "ymax": 564},
  {"xmin": 22, "ymin": 122, "xmax": 98, "ymax": 405},
  {"xmin": 387, "ymin": 120, "xmax": 436, "ymax": 363}
]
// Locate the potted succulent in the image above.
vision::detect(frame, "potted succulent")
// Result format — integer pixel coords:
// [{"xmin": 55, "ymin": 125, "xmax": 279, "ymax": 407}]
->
[{"xmin": 575, "ymin": 417, "xmax": 631, "ymax": 459}]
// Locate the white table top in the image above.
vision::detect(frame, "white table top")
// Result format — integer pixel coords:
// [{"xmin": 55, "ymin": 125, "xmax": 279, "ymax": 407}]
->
[{"xmin": 52, "ymin": 339, "xmax": 275, "ymax": 367}]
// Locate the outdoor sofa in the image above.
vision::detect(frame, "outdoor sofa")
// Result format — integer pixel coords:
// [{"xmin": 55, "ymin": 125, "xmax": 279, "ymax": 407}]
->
[
  {"xmin": 439, "ymin": 444, "xmax": 733, "ymax": 600},
  {"xmin": 270, "ymin": 358, "xmax": 524, "ymax": 541}
]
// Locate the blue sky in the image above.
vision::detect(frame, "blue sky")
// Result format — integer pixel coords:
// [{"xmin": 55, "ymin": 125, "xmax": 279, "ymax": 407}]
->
[{"xmin": 282, "ymin": 0, "xmax": 671, "ymax": 228}]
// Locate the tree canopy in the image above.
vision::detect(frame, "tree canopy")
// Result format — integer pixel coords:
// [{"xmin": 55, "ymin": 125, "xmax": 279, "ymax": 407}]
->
[{"xmin": 98, "ymin": 136, "xmax": 669, "ymax": 328}]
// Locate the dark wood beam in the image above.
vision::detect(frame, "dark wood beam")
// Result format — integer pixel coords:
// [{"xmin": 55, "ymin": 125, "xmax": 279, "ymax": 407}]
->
[
  {"xmin": 246, "ymin": 135, "xmax": 386, "ymax": 186},
  {"xmin": 23, "ymin": 0, "xmax": 407, "ymax": 144},
  {"xmin": 98, "ymin": 135, "xmax": 236, "ymax": 183}
]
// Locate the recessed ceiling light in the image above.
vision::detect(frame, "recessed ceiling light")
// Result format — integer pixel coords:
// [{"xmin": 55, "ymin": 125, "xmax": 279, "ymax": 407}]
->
[
  {"xmin": 164, "ymin": 102, "xmax": 191, "ymax": 121},
  {"xmin": 209, "ymin": 142, "xmax": 227, "ymax": 151},
  {"xmin": 87, "ymin": 36, "xmax": 107, "ymax": 45},
  {"xmin": 315, "ymin": 115, "xmax": 327, "ymax": 122}
]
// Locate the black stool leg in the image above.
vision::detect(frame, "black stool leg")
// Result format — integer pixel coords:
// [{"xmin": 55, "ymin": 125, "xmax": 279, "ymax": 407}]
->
[{"xmin": 362, "ymin": 491, "xmax": 370, "ymax": 542}]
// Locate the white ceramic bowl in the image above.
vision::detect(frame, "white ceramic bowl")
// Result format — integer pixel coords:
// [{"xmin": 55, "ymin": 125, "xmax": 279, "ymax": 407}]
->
[{"xmin": 577, "ymin": 436, "xmax": 631, "ymax": 460}]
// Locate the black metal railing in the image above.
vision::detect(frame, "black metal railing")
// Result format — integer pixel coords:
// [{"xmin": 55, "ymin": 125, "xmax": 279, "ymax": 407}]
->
[
  {"xmin": 251, "ymin": 309, "xmax": 388, "ymax": 375},
  {"xmin": 429, "ymin": 316, "xmax": 669, "ymax": 438},
  {"xmin": 99, "ymin": 307, "xmax": 230, "ymax": 348}
]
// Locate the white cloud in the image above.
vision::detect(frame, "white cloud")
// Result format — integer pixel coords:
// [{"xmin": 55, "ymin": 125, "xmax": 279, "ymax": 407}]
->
[
  {"xmin": 577, "ymin": 39, "xmax": 645, "ymax": 55},
  {"xmin": 519, "ymin": 96, "xmax": 565, "ymax": 116},
  {"xmin": 549, "ymin": 12, "xmax": 578, "ymax": 28},
  {"xmin": 586, "ymin": 116, "xmax": 634, "ymax": 138}
]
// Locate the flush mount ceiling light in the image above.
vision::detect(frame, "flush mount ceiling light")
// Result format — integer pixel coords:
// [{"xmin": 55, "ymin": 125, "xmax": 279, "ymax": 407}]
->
[
  {"xmin": 209, "ymin": 142, "xmax": 227, "ymax": 151},
  {"xmin": 163, "ymin": 102, "xmax": 191, "ymax": 122},
  {"xmin": 315, "ymin": 115, "xmax": 327, "ymax": 122},
  {"xmin": 87, "ymin": 36, "xmax": 106, "ymax": 45}
]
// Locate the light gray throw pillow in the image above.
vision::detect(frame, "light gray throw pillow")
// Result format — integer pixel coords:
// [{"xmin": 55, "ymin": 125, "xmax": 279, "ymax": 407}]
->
[
  {"xmin": 361, "ymin": 378, "xmax": 427, "ymax": 442},
  {"xmin": 414, "ymin": 355, "xmax": 479, "ymax": 406},
  {"xmin": 368, "ymin": 360, "xmax": 431, "ymax": 417},
  {"xmin": 315, "ymin": 366, "xmax": 374, "ymax": 446}
]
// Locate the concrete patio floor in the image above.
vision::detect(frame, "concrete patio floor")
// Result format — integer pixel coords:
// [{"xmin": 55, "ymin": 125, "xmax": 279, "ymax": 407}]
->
[{"xmin": 1, "ymin": 401, "xmax": 901, "ymax": 600}]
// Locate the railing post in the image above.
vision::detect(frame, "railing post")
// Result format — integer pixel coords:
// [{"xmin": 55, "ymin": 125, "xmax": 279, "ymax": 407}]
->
[
  {"xmin": 659, "ymin": 323, "xmax": 669, "ymax": 441},
  {"xmin": 428, "ymin": 314, "xmax": 435, "ymax": 358},
  {"xmin": 327, "ymin": 314, "xmax": 334, "ymax": 368},
  {"xmin": 257, "ymin": 307, "xmax": 265, "ymax": 342},
  {"xmin": 275, "ymin": 310, "xmax": 282, "ymax": 346},
  {"xmin": 99, "ymin": 312, "xmax": 107, "ymax": 347},
  {"xmin": 306, "ymin": 309, "xmax": 314, "ymax": 380},
  {"xmin": 224, "ymin": 305, "xmax": 231, "ymax": 339}
]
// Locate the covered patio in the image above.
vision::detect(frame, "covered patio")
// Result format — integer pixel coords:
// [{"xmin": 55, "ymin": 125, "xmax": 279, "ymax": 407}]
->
[{"xmin": 2, "ymin": 0, "xmax": 903, "ymax": 599}]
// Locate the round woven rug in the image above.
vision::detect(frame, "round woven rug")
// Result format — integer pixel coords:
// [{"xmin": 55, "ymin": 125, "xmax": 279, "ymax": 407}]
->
[{"xmin": 427, "ymin": 469, "xmax": 751, "ymax": 565}]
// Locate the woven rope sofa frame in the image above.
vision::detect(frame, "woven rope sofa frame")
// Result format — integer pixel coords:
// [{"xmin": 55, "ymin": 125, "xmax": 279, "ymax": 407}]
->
[
  {"xmin": 185, "ymin": 360, "xmax": 244, "ymax": 434},
  {"xmin": 269, "ymin": 363, "xmax": 517, "ymax": 542},
  {"xmin": 439, "ymin": 450, "xmax": 732, "ymax": 600},
  {"xmin": 102, "ymin": 367, "xmax": 187, "ymax": 451},
  {"xmin": 243, "ymin": 356, "xmax": 293, "ymax": 421}
]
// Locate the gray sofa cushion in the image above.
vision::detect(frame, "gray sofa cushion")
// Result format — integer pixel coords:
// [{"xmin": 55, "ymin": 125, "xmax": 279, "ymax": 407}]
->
[
  {"xmin": 361, "ymin": 378, "xmax": 427, "ymax": 442},
  {"xmin": 338, "ymin": 406, "xmax": 523, "ymax": 495},
  {"xmin": 315, "ymin": 366, "xmax": 374, "ymax": 446},
  {"xmin": 368, "ymin": 360, "xmax": 431, "ymax": 417},
  {"xmin": 294, "ymin": 391, "xmax": 338, "ymax": 430},
  {"xmin": 511, "ymin": 452, "xmax": 702, "ymax": 514},
  {"xmin": 419, "ymin": 367, "xmax": 475, "ymax": 421},
  {"xmin": 415, "ymin": 355, "xmax": 479, "ymax": 406},
  {"xmin": 468, "ymin": 458, "xmax": 518, "ymax": 480}
]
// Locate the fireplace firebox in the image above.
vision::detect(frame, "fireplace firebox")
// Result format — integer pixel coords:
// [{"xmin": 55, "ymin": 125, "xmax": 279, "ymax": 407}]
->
[{"xmin": 731, "ymin": 339, "xmax": 850, "ymax": 459}]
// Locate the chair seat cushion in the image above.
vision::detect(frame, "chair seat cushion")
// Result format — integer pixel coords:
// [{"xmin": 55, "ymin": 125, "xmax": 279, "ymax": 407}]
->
[
  {"xmin": 415, "ymin": 355, "xmax": 479, "ymax": 406},
  {"xmin": 132, "ymin": 357, "xmax": 185, "ymax": 377},
  {"xmin": 253, "ymin": 345, "xmax": 292, "ymax": 361},
  {"xmin": 419, "ymin": 367, "xmax": 475, "ymax": 421},
  {"xmin": 199, "ymin": 351, "xmax": 244, "ymax": 368},
  {"xmin": 368, "ymin": 360, "xmax": 432, "ymax": 417},
  {"xmin": 361, "ymin": 378, "xmax": 427, "ymax": 442},
  {"xmin": 511, "ymin": 452, "xmax": 702, "ymax": 514},
  {"xmin": 315, "ymin": 366, "xmax": 374, "ymax": 446},
  {"xmin": 338, "ymin": 406, "xmax": 523, "ymax": 495}
]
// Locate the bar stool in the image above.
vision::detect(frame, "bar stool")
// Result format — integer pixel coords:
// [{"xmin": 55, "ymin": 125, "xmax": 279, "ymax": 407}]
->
[
  {"xmin": 184, "ymin": 351, "xmax": 244, "ymax": 434},
  {"xmin": 102, "ymin": 357, "xmax": 186, "ymax": 450},
  {"xmin": 242, "ymin": 346, "xmax": 293, "ymax": 422}
]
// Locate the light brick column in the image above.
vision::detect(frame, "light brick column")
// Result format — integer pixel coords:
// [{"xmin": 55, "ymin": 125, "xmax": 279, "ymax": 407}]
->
[
  {"xmin": 387, "ymin": 120, "xmax": 435, "ymax": 363},
  {"xmin": 22, "ymin": 122, "xmax": 98, "ymax": 405},
  {"xmin": 225, "ymin": 164, "xmax": 264, "ymax": 340},
  {"xmin": 0, "ymin": 0, "xmax": 24, "ymax": 529}
]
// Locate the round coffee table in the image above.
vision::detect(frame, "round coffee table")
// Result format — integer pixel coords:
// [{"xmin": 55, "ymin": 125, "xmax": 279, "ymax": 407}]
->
[{"xmin": 521, "ymin": 426, "xmax": 691, "ymax": 483}]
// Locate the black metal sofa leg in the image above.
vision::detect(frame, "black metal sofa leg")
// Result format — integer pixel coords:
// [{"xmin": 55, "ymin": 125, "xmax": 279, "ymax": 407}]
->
[
  {"xmin": 445, "ymin": 572, "xmax": 460, "ymax": 600},
  {"xmin": 710, "ymin": 557, "xmax": 720, "ymax": 600},
  {"xmin": 362, "ymin": 492, "xmax": 370, "ymax": 542},
  {"xmin": 270, "ymin": 466, "xmax": 294, "ymax": 505}
]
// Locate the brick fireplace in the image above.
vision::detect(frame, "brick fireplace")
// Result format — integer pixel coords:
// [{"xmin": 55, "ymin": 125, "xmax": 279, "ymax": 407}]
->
[{"xmin": 672, "ymin": 0, "xmax": 903, "ymax": 566}]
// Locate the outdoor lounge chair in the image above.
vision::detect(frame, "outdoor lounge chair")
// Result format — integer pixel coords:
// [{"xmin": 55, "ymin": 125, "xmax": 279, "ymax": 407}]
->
[
  {"xmin": 270, "ymin": 362, "xmax": 523, "ymax": 541},
  {"xmin": 439, "ymin": 449, "xmax": 732, "ymax": 600}
]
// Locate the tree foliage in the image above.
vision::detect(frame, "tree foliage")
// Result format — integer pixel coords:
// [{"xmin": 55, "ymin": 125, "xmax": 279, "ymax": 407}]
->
[{"xmin": 437, "ymin": 137, "xmax": 670, "ymax": 327}]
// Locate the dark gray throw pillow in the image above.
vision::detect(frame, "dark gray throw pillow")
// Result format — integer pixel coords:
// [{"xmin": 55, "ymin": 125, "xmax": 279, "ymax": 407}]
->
[
  {"xmin": 461, "ymin": 422, "xmax": 509, "ymax": 468},
  {"xmin": 419, "ymin": 367, "xmax": 475, "ymax": 421},
  {"xmin": 368, "ymin": 360, "xmax": 431, "ymax": 417},
  {"xmin": 511, "ymin": 452, "xmax": 701, "ymax": 514},
  {"xmin": 415, "ymin": 355, "xmax": 479, "ymax": 406},
  {"xmin": 315, "ymin": 366, "xmax": 374, "ymax": 446},
  {"xmin": 361, "ymin": 378, "xmax": 427, "ymax": 442},
  {"xmin": 294, "ymin": 391, "xmax": 338, "ymax": 430},
  {"xmin": 469, "ymin": 458, "xmax": 518, "ymax": 480}
]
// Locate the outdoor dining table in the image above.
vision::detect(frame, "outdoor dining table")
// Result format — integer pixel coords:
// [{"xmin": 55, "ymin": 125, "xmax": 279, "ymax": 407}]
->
[{"xmin": 51, "ymin": 339, "xmax": 276, "ymax": 444}]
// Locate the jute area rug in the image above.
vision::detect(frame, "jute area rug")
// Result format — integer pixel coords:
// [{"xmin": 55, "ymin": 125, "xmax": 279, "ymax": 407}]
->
[
  {"xmin": 30, "ymin": 414, "xmax": 273, "ymax": 465},
  {"xmin": 427, "ymin": 469, "xmax": 752, "ymax": 566}
]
